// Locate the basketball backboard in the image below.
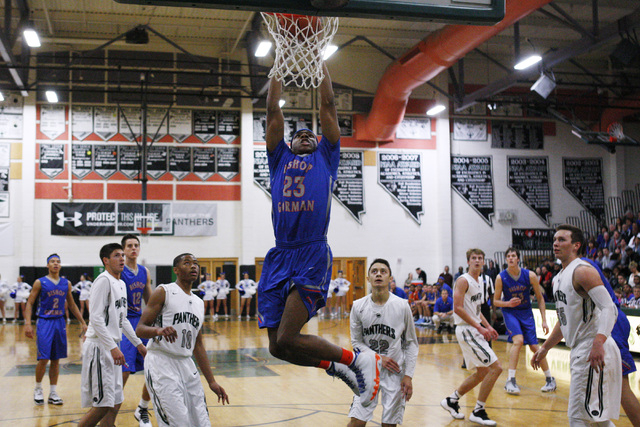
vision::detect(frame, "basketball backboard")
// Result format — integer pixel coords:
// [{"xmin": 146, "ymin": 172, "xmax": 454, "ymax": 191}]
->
[{"xmin": 114, "ymin": 0, "xmax": 505, "ymax": 25}]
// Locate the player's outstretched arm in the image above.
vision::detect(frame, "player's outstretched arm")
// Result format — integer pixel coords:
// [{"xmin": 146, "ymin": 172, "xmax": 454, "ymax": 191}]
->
[
  {"xmin": 318, "ymin": 62, "xmax": 340, "ymax": 144},
  {"xmin": 194, "ymin": 331, "xmax": 229, "ymax": 405},
  {"xmin": 23, "ymin": 279, "xmax": 42, "ymax": 338},
  {"xmin": 136, "ymin": 287, "xmax": 177, "ymax": 342},
  {"xmin": 265, "ymin": 76, "xmax": 285, "ymax": 153}
]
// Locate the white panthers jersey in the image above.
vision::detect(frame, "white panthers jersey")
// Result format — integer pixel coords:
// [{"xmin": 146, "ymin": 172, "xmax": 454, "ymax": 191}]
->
[
  {"xmin": 147, "ymin": 282, "xmax": 205, "ymax": 358},
  {"xmin": 350, "ymin": 293, "xmax": 419, "ymax": 378},
  {"xmin": 453, "ymin": 273, "xmax": 484, "ymax": 326},
  {"xmin": 553, "ymin": 258, "xmax": 605, "ymax": 349}
]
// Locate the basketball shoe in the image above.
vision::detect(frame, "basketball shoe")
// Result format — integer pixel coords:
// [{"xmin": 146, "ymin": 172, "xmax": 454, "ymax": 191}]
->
[
  {"xmin": 349, "ymin": 349, "xmax": 381, "ymax": 407},
  {"xmin": 326, "ymin": 362, "xmax": 359, "ymax": 396}
]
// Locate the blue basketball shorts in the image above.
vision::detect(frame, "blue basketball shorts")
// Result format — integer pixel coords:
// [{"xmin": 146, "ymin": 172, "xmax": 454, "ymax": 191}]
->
[
  {"xmin": 37, "ymin": 317, "xmax": 67, "ymax": 360},
  {"xmin": 121, "ymin": 315, "xmax": 148, "ymax": 373},
  {"xmin": 258, "ymin": 241, "xmax": 332, "ymax": 329},
  {"xmin": 503, "ymin": 308, "xmax": 538, "ymax": 345},
  {"xmin": 612, "ymin": 309, "xmax": 636, "ymax": 376}
]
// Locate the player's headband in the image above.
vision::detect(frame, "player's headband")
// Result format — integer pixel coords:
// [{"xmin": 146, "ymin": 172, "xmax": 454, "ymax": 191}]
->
[
  {"xmin": 292, "ymin": 128, "xmax": 316, "ymax": 139},
  {"xmin": 47, "ymin": 254, "xmax": 60, "ymax": 262}
]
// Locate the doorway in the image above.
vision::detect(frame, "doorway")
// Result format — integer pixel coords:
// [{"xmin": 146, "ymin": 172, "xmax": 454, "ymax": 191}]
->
[{"xmin": 199, "ymin": 258, "xmax": 238, "ymax": 315}]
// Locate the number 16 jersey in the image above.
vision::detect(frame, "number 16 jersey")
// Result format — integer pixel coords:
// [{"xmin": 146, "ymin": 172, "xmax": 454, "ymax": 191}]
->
[{"xmin": 147, "ymin": 283, "xmax": 204, "ymax": 358}]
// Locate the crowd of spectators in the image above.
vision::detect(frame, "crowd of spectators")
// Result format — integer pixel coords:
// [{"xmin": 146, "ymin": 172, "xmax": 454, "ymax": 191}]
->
[{"xmin": 525, "ymin": 210, "xmax": 640, "ymax": 309}]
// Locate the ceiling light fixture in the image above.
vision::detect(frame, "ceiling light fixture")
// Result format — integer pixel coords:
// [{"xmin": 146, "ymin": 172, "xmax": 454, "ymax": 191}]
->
[
  {"xmin": 45, "ymin": 90, "xmax": 58, "ymax": 103},
  {"xmin": 23, "ymin": 25, "xmax": 41, "ymax": 48},
  {"xmin": 426, "ymin": 104, "xmax": 446, "ymax": 116},
  {"xmin": 255, "ymin": 41, "xmax": 272, "ymax": 58}
]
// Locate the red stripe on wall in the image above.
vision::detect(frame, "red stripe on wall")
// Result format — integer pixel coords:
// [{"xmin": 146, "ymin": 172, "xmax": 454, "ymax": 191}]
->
[
  {"xmin": 35, "ymin": 182, "xmax": 68, "ymax": 199},
  {"xmin": 177, "ymin": 185, "xmax": 240, "ymax": 201}
]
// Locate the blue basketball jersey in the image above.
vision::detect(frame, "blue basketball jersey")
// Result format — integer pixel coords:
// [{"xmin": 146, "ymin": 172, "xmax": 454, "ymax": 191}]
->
[
  {"xmin": 499, "ymin": 268, "xmax": 532, "ymax": 310},
  {"xmin": 38, "ymin": 276, "xmax": 68, "ymax": 318},
  {"xmin": 268, "ymin": 136, "xmax": 340, "ymax": 243},
  {"xmin": 121, "ymin": 264, "xmax": 147, "ymax": 317}
]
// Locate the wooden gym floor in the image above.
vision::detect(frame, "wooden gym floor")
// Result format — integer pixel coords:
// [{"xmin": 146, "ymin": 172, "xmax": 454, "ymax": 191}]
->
[{"xmin": 0, "ymin": 317, "xmax": 638, "ymax": 426}]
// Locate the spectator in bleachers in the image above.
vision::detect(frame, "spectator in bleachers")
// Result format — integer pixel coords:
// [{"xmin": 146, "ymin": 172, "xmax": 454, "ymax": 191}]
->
[
  {"xmin": 453, "ymin": 266, "xmax": 464, "ymax": 281},
  {"xmin": 599, "ymin": 231, "xmax": 612, "ymax": 250},
  {"xmin": 626, "ymin": 247, "xmax": 640, "ymax": 265},
  {"xmin": 629, "ymin": 262, "xmax": 639, "ymax": 285},
  {"xmin": 539, "ymin": 266, "xmax": 553, "ymax": 301},
  {"xmin": 439, "ymin": 266, "xmax": 453, "ymax": 287},
  {"xmin": 614, "ymin": 288, "xmax": 623, "ymax": 305},
  {"xmin": 415, "ymin": 267, "xmax": 427, "ymax": 286},
  {"xmin": 585, "ymin": 240, "xmax": 598, "ymax": 260},
  {"xmin": 610, "ymin": 230, "xmax": 622, "ymax": 252},
  {"xmin": 601, "ymin": 247, "xmax": 612, "ymax": 267},
  {"xmin": 628, "ymin": 284, "xmax": 640, "ymax": 309},
  {"xmin": 622, "ymin": 222, "xmax": 633, "ymax": 243},
  {"xmin": 434, "ymin": 275, "xmax": 453, "ymax": 297},
  {"xmin": 485, "ymin": 260, "xmax": 499, "ymax": 283}
]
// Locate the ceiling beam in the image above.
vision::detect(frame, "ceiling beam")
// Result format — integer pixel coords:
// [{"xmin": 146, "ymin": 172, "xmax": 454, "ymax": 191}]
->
[{"xmin": 458, "ymin": 7, "xmax": 640, "ymax": 111}]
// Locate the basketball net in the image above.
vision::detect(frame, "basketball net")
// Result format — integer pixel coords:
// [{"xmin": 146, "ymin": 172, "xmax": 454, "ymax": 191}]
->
[
  {"xmin": 607, "ymin": 122, "xmax": 624, "ymax": 143},
  {"xmin": 261, "ymin": 13, "xmax": 339, "ymax": 89},
  {"xmin": 135, "ymin": 214, "xmax": 154, "ymax": 244}
]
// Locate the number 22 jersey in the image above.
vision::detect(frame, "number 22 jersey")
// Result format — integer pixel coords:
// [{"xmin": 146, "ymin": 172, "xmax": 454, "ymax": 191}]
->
[{"xmin": 147, "ymin": 283, "xmax": 204, "ymax": 358}]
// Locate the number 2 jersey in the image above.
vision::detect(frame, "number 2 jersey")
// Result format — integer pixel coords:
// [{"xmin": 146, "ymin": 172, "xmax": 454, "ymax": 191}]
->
[
  {"xmin": 553, "ymin": 257, "xmax": 613, "ymax": 349},
  {"xmin": 268, "ymin": 137, "xmax": 339, "ymax": 244},
  {"xmin": 38, "ymin": 276, "xmax": 69, "ymax": 318},
  {"xmin": 453, "ymin": 273, "xmax": 485, "ymax": 326},
  {"xmin": 350, "ymin": 293, "xmax": 418, "ymax": 378},
  {"xmin": 147, "ymin": 283, "xmax": 204, "ymax": 358}
]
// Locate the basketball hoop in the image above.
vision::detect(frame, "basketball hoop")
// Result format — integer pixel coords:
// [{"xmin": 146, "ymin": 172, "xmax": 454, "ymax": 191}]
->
[
  {"xmin": 134, "ymin": 214, "xmax": 155, "ymax": 242},
  {"xmin": 261, "ymin": 13, "xmax": 339, "ymax": 89},
  {"xmin": 607, "ymin": 122, "xmax": 624, "ymax": 143}
]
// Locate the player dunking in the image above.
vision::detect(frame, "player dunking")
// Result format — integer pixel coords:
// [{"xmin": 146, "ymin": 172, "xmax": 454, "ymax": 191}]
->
[
  {"xmin": 259, "ymin": 61, "xmax": 381, "ymax": 406},
  {"xmin": 441, "ymin": 248, "xmax": 502, "ymax": 426},
  {"xmin": 493, "ymin": 247, "xmax": 556, "ymax": 395},
  {"xmin": 532, "ymin": 225, "xmax": 621, "ymax": 426},
  {"xmin": 120, "ymin": 234, "xmax": 153, "ymax": 427},
  {"xmin": 136, "ymin": 253, "xmax": 228, "ymax": 426}
]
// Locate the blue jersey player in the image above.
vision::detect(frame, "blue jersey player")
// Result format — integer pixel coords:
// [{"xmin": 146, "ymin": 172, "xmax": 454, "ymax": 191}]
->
[
  {"xmin": 259, "ymin": 62, "xmax": 381, "ymax": 407},
  {"xmin": 493, "ymin": 247, "xmax": 556, "ymax": 395},
  {"xmin": 121, "ymin": 234, "xmax": 153, "ymax": 427},
  {"xmin": 24, "ymin": 254, "xmax": 87, "ymax": 406},
  {"xmin": 581, "ymin": 257, "xmax": 640, "ymax": 425}
]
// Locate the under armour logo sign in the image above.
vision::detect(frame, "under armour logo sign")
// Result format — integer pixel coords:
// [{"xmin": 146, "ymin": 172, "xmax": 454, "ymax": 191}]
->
[{"xmin": 56, "ymin": 211, "xmax": 82, "ymax": 227}]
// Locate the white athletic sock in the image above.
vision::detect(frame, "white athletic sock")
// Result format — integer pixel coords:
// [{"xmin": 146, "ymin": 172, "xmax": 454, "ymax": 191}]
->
[
  {"xmin": 35, "ymin": 382, "xmax": 42, "ymax": 390},
  {"xmin": 474, "ymin": 400, "xmax": 486, "ymax": 412},
  {"xmin": 50, "ymin": 385, "xmax": 56, "ymax": 393},
  {"xmin": 449, "ymin": 390, "xmax": 461, "ymax": 402},
  {"xmin": 544, "ymin": 370, "xmax": 552, "ymax": 378},
  {"xmin": 139, "ymin": 398, "xmax": 149, "ymax": 409},
  {"xmin": 508, "ymin": 369, "xmax": 516, "ymax": 380}
]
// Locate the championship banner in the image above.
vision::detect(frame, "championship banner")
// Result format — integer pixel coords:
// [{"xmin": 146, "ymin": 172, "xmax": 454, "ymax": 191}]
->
[
  {"xmin": 563, "ymin": 158, "xmax": 605, "ymax": 222},
  {"xmin": 333, "ymin": 151, "xmax": 365, "ymax": 223},
  {"xmin": 253, "ymin": 149, "xmax": 271, "ymax": 195},
  {"xmin": 451, "ymin": 155, "xmax": 494, "ymax": 226},
  {"xmin": 378, "ymin": 152, "xmax": 423, "ymax": 224},
  {"xmin": 51, "ymin": 202, "xmax": 116, "ymax": 236},
  {"xmin": 507, "ymin": 156, "xmax": 551, "ymax": 225}
]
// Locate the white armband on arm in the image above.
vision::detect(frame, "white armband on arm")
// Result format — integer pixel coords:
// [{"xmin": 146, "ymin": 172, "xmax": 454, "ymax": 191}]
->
[{"xmin": 588, "ymin": 285, "xmax": 617, "ymax": 337}]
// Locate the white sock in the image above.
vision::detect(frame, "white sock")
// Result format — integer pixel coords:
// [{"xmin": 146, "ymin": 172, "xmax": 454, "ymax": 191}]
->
[
  {"xmin": 139, "ymin": 398, "xmax": 149, "ymax": 409},
  {"xmin": 474, "ymin": 400, "xmax": 486, "ymax": 411},
  {"xmin": 449, "ymin": 390, "xmax": 461, "ymax": 402},
  {"xmin": 50, "ymin": 385, "xmax": 56, "ymax": 393},
  {"xmin": 35, "ymin": 382, "xmax": 42, "ymax": 390},
  {"xmin": 544, "ymin": 370, "xmax": 552, "ymax": 378},
  {"xmin": 508, "ymin": 369, "xmax": 516, "ymax": 380}
]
